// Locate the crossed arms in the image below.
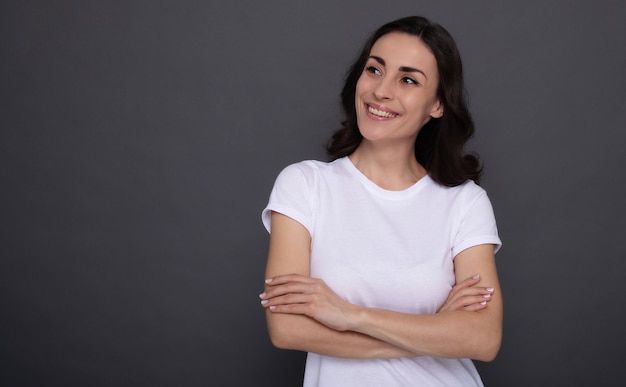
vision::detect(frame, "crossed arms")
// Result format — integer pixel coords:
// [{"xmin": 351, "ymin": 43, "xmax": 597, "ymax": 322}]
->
[{"xmin": 260, "ymin": 212, "xmax": 502, "ymax": 362}]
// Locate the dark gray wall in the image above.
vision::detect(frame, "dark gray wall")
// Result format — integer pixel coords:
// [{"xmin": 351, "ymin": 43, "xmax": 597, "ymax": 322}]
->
[{"xmin": 2, "ymin": 1, "xmax": 624, "ymax": 386}]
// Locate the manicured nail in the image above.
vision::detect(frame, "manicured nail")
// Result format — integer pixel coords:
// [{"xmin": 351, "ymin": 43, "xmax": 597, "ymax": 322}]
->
[
  {"xmin": 265, "ymin": 278, "xmax": 273, "ymax": 284},
  {"xmin": 472, "ymin": 274, "xmax": 480, "ymax": 280},
  {"xmin": 269, "ymin": 305, "xmax": 276, "ymax": 311},
  {"xmin": 480, "ymin": 301, "xmax": 487, "ymax": 305},
  {"xmin": 260, "ymin": 300, "xmax": 268, "ymax": 305},
  {"xmin": 486, "ymin": 288, "xmax": 494, "ymax": 292},
  {"xmin": 483, "ymin": 294, "xmax": 491, "ymax": 299},
  {"xmin": 259, "ymin": 292, "xmax": 266, "ymax": 299}
]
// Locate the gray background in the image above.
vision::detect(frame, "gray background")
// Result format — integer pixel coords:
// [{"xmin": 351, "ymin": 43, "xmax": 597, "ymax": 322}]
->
[{"xmin": 2, "ymin": 1, "xmax": 625, "ymax": 386}]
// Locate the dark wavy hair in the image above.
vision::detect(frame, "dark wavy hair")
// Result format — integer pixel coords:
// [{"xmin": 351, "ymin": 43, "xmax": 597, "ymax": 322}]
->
[{"xmin": 326, "ymin": 16, "xmax": 482, "ymax": 186}]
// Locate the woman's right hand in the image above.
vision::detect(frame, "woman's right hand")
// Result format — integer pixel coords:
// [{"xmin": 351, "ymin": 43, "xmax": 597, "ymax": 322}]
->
[{"xmin": 437, "ymin": 274, "xmax": 495, "ymax": 313}]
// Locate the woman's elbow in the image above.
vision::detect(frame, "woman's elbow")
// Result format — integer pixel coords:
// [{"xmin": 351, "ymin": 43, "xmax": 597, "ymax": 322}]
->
[
  {"xmin": 268, "ymin": 327, "xmax": 292, "ymax": 350},
  {"xmin": 473, "ymin": 329, "xmax": 502, "ymax": 362},
  {"xmin": 266, "ymin": 315, "xmax": 300, "ymax": 350}
]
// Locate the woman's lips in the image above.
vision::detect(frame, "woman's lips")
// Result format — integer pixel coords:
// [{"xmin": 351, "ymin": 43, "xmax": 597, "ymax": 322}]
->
[{"xmin": 367, "ymin": 104, "xmax": 398, "ymax": 119}]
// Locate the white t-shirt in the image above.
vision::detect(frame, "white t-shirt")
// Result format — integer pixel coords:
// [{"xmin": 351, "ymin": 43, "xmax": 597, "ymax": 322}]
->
[{"xmin": 262, "ymin": 157, "xmax": 502, "ymax": 387}]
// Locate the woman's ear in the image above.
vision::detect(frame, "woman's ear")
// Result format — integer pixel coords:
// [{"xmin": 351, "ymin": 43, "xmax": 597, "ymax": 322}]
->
[{"xmin": 430, "ymin": 101, "xmax": 444, "ymax": 118}]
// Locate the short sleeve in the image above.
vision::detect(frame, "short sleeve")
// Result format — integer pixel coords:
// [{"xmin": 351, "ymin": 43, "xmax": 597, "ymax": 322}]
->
[
  {"xmin": 261, "ymin": 162, "xmax": 316, "ymax": 235},
  {"xmin": 452, "ymin": 188, "xmax": 502, "ymax": 257}
]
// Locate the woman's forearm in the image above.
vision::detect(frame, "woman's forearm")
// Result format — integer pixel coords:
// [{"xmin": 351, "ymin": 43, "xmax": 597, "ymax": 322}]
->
[
  {"xmin": 266, "ymin": 312, "xmax": 419, "ymax": 359},
  {"xmin": 348, "ymin": 306, "xmax": 502, "ymax": 362},
  {"xmin": 345, "ymin": 245, "xmax": 503, "ymax": 362}
]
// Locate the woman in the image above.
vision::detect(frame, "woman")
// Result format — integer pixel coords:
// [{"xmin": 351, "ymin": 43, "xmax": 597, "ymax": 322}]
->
[{"xmin": 259, "ymin": 16, "xmax": 502, "ymax": 386}]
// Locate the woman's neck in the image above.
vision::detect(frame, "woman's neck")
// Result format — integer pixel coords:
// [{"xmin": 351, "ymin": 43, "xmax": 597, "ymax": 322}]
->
[{"xmin": 348, "ymin": 142, "xmax": 426, "ymax": 191}]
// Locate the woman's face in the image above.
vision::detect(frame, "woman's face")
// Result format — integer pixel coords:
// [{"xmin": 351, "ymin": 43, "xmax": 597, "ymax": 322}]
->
[{"xmin": 355, "ymin": 32, "xmax": 443, "ymax": 145}]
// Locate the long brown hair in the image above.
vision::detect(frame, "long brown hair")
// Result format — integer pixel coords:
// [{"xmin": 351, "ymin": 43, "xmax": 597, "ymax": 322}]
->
[{"xmin": 327, "ymin": 16, "xmax": 482, "ymax": 186}]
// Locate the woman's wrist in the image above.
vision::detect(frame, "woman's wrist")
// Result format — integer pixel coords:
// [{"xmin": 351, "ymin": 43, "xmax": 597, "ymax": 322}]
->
[{"xmin": 344, "ymin": 302, "xmax": 368, "ymax": 333}]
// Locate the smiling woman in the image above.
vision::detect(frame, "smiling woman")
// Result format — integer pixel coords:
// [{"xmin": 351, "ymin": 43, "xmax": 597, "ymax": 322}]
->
[
  {"xmin": 352, "ymin": 32, "xmax": 443, "ymax": 188},
  {"xmin": 356, "ymin": 33, "xmax": 442, "ymax": 146},
  {"xmin": 260, "ymin": 16, "xmax": 502, "ymax": 387}
]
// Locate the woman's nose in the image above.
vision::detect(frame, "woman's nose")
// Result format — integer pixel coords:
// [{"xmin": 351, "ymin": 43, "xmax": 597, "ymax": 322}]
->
[{"xmin": 373, "ymin": 78, "xmax": 394, "ymax": 100}]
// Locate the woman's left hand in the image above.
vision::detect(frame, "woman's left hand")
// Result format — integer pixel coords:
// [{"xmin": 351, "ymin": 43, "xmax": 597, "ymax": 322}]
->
[
  {"xmin": 437, "ymin": 274, "xmax": 494, "ymax": 313},
  {"xmin": 260, "ymin": 274, "xmax": 355, "ymax": 332}
]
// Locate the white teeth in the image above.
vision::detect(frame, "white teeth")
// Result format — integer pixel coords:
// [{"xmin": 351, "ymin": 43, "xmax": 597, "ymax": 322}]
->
[{"xmin": 368, "ymin": 106, "xmax": 396, "ymax": 118}]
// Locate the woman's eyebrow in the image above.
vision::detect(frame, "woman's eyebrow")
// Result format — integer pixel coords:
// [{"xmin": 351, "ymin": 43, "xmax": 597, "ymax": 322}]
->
[{"xmin": 369, "ymin": 55, "xmax": 427, "ymax": 80}]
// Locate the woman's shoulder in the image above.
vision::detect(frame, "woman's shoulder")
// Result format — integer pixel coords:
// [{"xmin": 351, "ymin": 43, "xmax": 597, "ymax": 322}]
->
[
  {"xmin": 285, "ymin": 159, "xmax": 327, "ymax": 170},
  {"xmin": 428, "ymin": 178, "xmax": 488, "ymax": 202},
  {"xmin": 271, "ymin": 159, "xmax": 336, "ymax": 188}
]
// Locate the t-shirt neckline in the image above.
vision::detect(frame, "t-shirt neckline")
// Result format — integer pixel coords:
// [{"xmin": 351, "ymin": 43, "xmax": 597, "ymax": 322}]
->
[{"xmin": 340, "ymin": 156, "xmax": 431, "ymax": 200}]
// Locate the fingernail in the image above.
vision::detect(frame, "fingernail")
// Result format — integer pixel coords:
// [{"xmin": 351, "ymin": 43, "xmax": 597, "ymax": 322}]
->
[
  {"xmin": 480, "ymin": 301, "xmax": 487, "ymax": 305},
  {"xmin": 260, "ymin": 300, "xmax": 268, "ymax": 305},
  {"xmin": 472, "ymin": 274, "xmax": 480, "ymax": 280},
  {"xmin": 265, "ymin": 278, "xmax": 273, "ymax": 284},
  {"xmin": 269, "ymin": 305, "xmax": 276, "ymax": 311},
  {"xmin": 486, "ymin": 288, "xmax": 494, "ymax": 292},
  {"xmin": 259, "ymin": 292, "xmax": 266, "ymax": 299},
  {"xmin": 483, "ymin": 294, "xmax": 491, "ymax": 299}
]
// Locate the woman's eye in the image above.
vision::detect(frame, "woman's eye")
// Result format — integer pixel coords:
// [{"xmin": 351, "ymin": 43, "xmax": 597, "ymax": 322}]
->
[
  {"xmin": 365, "ymin": 66, "xmax": 381, "ymax": 75},
  {"xmin": 401, "ymin": 77, "xmax": 419, "ymax": 85}
]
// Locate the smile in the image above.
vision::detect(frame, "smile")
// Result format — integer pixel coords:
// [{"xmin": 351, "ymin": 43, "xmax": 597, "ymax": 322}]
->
[{"xmin": 367, "ymin": 105, "xmax": 397, "ymax": 118}]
